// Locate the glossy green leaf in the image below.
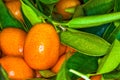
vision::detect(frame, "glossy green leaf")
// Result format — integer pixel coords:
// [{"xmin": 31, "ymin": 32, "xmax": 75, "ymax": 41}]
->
[
  {"xmin": 0, "ymin": 0, "xmax": 24, "ymax": 30},
  {"xmin": 39, "ymin": 70, "xmax": 56, "ymax": 78},
  {"xmin": 21, "ymin": 0, "xmax": 52, "ymax": 22},
  {"xmin": 60, "ymin": 30, "xmax": 111, "ymax": 56},
  {"xmin": 21, "ymin": 0, "xmax": 42, "ymax": 25},
  {"xmin": 39, "ymin": 0, "xmax": 59, "ymax": 4},
  {"xmin": 83, "ymin": 0, "xmax": 114, "ymax": 15},
  {"xmin": 66, "ymin": 52, "xmax": 98, "ymax": 79},
  {"xmin": 97, "ymin": 39, "xmax": 120, "ymax": 74},
  {"xmin": 67, "ymin": 12, "xmax": 120, "ymax": 28}
]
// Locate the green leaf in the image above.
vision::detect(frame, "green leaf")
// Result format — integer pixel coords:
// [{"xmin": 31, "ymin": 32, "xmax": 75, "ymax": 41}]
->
[
  {"xmin": 103, "ymin": 70, "xmax": 120, "ymax": 79},
  {"xmin": 56, "ymin": 63, "xmax": 71, "ymax": 80},
  {"xmin": 83, "ymin": 0, "xmax": 114, "ymax": 15},
  {"xmin": 97, "ymin": 39, "xmax": 120, "ymax": 74},
  {"xmin": 21, "ymin": 0, "xmax": 54, "ymax": 24},
  {"xmin": 66, "ymin": 52, "xmax": 98, "ymax": 79},
  {"xmin": 60, "ymin": 30, "xmax": 111, "ymax": 56},
  {"xmin": 21, "ymin": 0, "xmax": 43, "ymax": 25},
  {"xmin": 39, "ymin": 70, "xmax": 56, "ymax": 78},
  {"xmin": 37, "ymin": 3, "xmax": 56, "ymax": 16},
  {"xmin": 103, "ymin": 23, "xmax": 115, "ymax": 41},
  {"xmin": 0, "ymin": 0, "xmax": 24, "ymax": 30},
  {"xmin": 0, "ymin": 65, "xmax": 9, "ymax": 80},
  {"xmin": 21, "ymin": 10, "xmax": 32, "ymax": 31},
  {"xmin": 80, "ymin": 24, "xmax": 109, "ymax": 37},
  {"xmin": 39, "ymin": 0, "xmax": 59, "ymax": 4},
  {"xmin": 106, "ymin": 25, "xmax": 120, "ymax": 43},
  {"xmin": 114, "ymin": 0, "xmax": 120, "ymax": 12},
  {"xmin": 72, "ymin": 5, "xmax": 84, "ymax": 18},
  {"xmin": 83, "ymin": 0, "xmax": 89, "ymax": 3},
  {"xmin": 113, "ymin": 0, "xmax": 120, "ymax": 28},
  {"xmin": 67, "ymin": 12, "xmax": 120, "ymax": 28}
]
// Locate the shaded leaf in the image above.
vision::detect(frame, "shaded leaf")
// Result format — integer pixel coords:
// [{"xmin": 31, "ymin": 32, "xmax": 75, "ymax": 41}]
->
[
  {"xmin": 103, "ymin": 70, "xmax": 120, "ymax": 79},
  {"xmin": 72, "ymin": 5, "xmax": 84, "ymax": 18},
  {"xmin": 66, "ymin": 52, "xmax": 98, "ymax": 79},
  {"xmin": 103, "ymin": 23, "xmax": 115, "ymax": 41},
  {"xmin": 39, "ymin": 0, "xmax": 59, "ymax": 4},
  {"xmin": 83, "ymin": 0, "xmax": 114, "ymax": 15}
]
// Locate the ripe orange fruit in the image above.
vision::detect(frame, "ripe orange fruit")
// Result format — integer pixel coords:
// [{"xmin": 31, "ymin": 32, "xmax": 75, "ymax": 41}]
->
[
  {"xmin": 24, "ymin": 23, "xmax": 60, "ymax": 70},
  {"xmin": 51, "ymin": 53, "xmax": 73, "ymax": 73},
  {"xmin": 0, "ymin": 56, "xmax": 35, "ymax": 79},
  {"xmin": 56, "ymin": 0, "xmax": 80, "ymax": 19},
  {"xmin": 5, "ymin": 0, "xmax": 23, "ymax": 22},
  {"xmin": 0, "ymin": 27, "xmax": 27, "ymax": 57},
  {"xmin": 59, "ymin": 43, "xmax": 67, "ymax": 56}
]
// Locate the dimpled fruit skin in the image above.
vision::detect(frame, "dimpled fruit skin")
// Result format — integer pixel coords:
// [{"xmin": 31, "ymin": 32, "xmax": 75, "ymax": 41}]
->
[
  {"xmin": 0, "ymin": 27, "xmax": 27, "ymax": 56},
  {"xmin": 0, "ymin": 56, "xmax": 34, "ymax": 79},
  {"xmin": 24, "ymin": 23, "xmax": 60, "ymax": 70}
]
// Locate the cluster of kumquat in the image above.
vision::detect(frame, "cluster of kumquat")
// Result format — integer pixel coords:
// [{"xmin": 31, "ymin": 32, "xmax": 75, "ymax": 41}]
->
[
  {"xmin": 0, "ymin": 23, "xmax": 76, "ymax": 80},
  {"xmin": 0, "ymin": 0, "xmax": 102, "ymax": 80},
  {"xmin": 0, "ymin": 21, "xmax": 78, "ymax": 79},
  {"xmin": 0, "ymin": 1, "xmax": 77, "ymax": 79}
]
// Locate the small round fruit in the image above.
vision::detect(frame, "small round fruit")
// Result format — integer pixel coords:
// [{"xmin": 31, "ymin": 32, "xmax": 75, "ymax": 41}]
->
[
  {"xmin": 24, "ymin": 23, "xmax": 60, "ymax": 70},
  {"xmin": 56, "ymin": 0, "xmax": 80, "ymax": 19},
  {"xmin": 0, "ymin": 56, "xmax": 34, "ymax": 79},
  {"xmin": 0, "ymin": 27, "xmax": 27, "ymax": 56},
  {"xmin": 5, "ymin": 0, "xmax": 23, "ymax": 21}
]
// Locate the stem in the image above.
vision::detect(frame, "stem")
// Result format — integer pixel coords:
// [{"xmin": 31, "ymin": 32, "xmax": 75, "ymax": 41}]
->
[{"xmin": 69, "ymin": 69, "xmax": 90, "ymax": 80}]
